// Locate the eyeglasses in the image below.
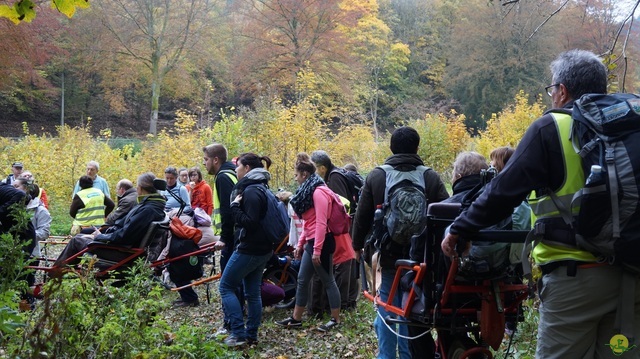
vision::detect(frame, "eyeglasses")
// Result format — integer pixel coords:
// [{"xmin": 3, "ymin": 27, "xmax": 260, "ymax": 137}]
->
[{"xmin": 545, "ymin": 83, "xmax": 560, "ymax": 97}]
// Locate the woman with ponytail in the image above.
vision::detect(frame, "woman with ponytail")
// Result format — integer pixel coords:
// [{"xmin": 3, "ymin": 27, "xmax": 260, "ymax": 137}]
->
[
  {"xmin": 275, "ymin": 152, "xmax": 341, "ymax": 332},
  {"xmin": 219, "ymin": 153, "xmax": 275, "ymax": 347}
]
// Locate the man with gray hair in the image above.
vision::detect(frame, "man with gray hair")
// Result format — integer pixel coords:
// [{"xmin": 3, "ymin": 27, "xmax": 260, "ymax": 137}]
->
[
  {"xmin": 441, "ymin": 50, "xmax": 637, "ymax": 358},
  {"xmin": 72, "ymin": 160, "xmax": 111, "ymax": 198}
]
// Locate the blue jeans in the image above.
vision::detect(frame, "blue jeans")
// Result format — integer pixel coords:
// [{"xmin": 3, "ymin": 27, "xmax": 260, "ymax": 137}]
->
[
  {"xmin": 219, "ymin": 251, "xmax": 272, "ymax": 340},
  {"xmin": 375, "ymin": 268, "xmax": 410, "ymax": 359}
]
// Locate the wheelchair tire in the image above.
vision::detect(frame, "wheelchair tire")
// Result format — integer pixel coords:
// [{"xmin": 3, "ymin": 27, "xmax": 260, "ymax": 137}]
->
[
  {"xmin": 263, "ymin": 265, "xmax": 297, "ymax": 309},
  {"xmin": 447, "ymin": 336, "xmax": 486, "ymax": 359}
]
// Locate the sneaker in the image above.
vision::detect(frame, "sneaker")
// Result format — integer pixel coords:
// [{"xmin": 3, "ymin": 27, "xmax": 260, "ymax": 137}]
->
[
  {"xmin": 172, "ymin": 300, "xmax": 200, "ymax": 308},
  {"xmin": 316, "ymin": 318, "xmax": 339, "ymax": 332},
  {"xmin": 274, "ymin": 317, "xmax": 302, "ymax": 328},
  {"xmin": 204, "ymin": 326, "xmax": 229, "ymax": 341},
  {"xmin": 223, "ymin": 335, "xmax": 246, "ymax": 347},
  {"xmin": 246, "ymin": 337, "xmax": 258, "ymax": 345}
]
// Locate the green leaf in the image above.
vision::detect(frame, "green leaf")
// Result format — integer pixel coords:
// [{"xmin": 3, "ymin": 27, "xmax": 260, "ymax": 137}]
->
[
  {"xmin": 14, "ymin": 0, "xmax": 35, "ymax": 22},
  {"xmin": 52, "ymin": 0, "xmax": 88, "ymax": 18}
]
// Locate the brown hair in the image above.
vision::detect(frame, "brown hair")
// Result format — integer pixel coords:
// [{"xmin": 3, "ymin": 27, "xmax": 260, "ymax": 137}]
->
[
  {"xmin": 490, "ymin": 146, "xmax": 515, "ymax": 172},
  {"xmin": 189, "ymin": 167, "xmax": 203, "ymax": 182},
  {"xmin": 202, "ymin": 143, "xmax": 228, "ymax": 163},
  {"xmin": 237, "ymin": 153, "xmax": 272, "ymax": 170},
  {"xmin": 295, "ymin": 152, "xmax": 316, "ymax": 175}
]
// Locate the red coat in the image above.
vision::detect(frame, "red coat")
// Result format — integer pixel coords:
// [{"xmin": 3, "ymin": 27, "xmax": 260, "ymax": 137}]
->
[{"xmin": 190, "ymin": 180, "xmax": 213, "ymax": 215}]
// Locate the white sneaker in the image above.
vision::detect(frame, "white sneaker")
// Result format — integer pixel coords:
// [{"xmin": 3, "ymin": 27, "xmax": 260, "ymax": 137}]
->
[{"xmin": 162, "ymin": 270, "xmax": 175, "ymax": 289}]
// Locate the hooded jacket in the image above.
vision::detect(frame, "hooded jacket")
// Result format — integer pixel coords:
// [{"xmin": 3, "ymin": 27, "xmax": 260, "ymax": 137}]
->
[
  {"xmin": 352, "ymin": 153, "xmax": 449, "ymax": 269},
  {"xmin": 95, "ymin": 193, "xmax": 166, "ymax": 246},
  {"xmin": 230, "ymin": 168, "xmax": 274, "ymax": 256}
]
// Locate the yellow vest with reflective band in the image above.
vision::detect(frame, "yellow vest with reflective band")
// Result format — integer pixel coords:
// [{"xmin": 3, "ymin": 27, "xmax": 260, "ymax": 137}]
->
[
  {"xmin": 529, "ymin": 112, "xmax": 597, "ymax": 265},
  {"xmin": 73, "ymin": 187, "xmax": 106, "ymax": 226},
  {"xmin": 212, "ymin": 170, "xmax": 238, "ymax": 235}
]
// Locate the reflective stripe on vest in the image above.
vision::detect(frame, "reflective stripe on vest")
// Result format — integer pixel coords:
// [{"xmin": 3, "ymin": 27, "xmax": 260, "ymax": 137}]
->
[
  {"xmin": 73, "ymin": 187, "xmax": 106, "ymax": 226},
  {"xmin": 529, "ymin": 112, "xmax": 597, "ymax": 265},
  {"xmin": 212, "ymin": 170, "xmax": 238, "ymax": 235}
]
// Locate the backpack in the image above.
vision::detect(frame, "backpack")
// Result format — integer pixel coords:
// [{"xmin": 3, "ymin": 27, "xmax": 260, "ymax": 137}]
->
[
  {"xmin": 374, "ymin": 164, "xmax": 430, "ymax": 250},
  {"xmin": 315, "ymin": 185, "xmax": 351, "ymax": 235},
  {"xmin": 330, "ymin": 168, "xmax": 364, "ymax": 215},
  {"xmin": 250, "ymin": 184, "xmax": 290, "ymax": 246},
  {"xmin": 569, "ymin": 93, "xmax": 640, "ymax": 269}
]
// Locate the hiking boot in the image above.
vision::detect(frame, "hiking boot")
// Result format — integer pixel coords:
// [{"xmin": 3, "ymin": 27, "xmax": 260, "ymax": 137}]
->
[
  {"xmin": 275, "ymin": 317, "xmax": 302, "ymax": 328},
  {"xmin": 316, "ymin": 318, "xmax": 339, "ymax": 332},
  {"xmin": 172, "ymin": 300, "xmax": 199, "ymax": 308},
  {"xmin": 223, "ymin": 335, "xmax": 246, "ymax": 347}
]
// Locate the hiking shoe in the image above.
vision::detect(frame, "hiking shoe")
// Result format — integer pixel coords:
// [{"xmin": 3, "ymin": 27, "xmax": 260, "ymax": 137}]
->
[
  {"xmin": 205, "ymin": 326, "xmax": 229, "ymax": 341},
  {"xmin": 214, "ymin": 326, "xmax": 229, "ymax": 337},
  {"xmin": 172, "ymin": 300, "xmax": 200, "ymax": 308},
  {"xmin": 223, "ymin": 335, "xmax": 246, "ymax": 347},
  {"xmin": 316, "ymin": 318, "xmax": 339, "ymax": 332},
  {"xmin": 275, "ymin": 317, "xmax": 302, "ymax": 328}
]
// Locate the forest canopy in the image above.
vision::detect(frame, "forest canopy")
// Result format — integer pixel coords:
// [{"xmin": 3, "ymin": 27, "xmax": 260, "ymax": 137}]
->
[{"xmin": 0, "ymin": 0, "xmax": 638, "ymax": 137}]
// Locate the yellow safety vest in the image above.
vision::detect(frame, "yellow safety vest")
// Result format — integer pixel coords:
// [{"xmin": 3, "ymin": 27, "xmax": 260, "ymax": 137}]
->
[
  {"xmin": 529, "ymin": 112, "xmax": 597, "ymax": 265},
  {"xmin": 212, "ymin": 170, "xmax": 238, "ymax": 235},
  {"xmin": 73, "ymin": 187, "xmax": 106, "ymax": 226}
]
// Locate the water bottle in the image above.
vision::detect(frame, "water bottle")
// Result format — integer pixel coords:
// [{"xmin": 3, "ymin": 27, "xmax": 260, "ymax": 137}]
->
[
  {"xmin": 373, "ymin": 204, "xmax": 384, "ymax": 222},
  {"xmin": 578, "ymin": 164, "xmax": 610, "ymax": 237},
  {"xmin": 372, "ymin": 205, "xmax": 385, "ymax": 247},
  {"xmin": 585, "ymin": 165, "xmax": 604, "ymax": 186}
]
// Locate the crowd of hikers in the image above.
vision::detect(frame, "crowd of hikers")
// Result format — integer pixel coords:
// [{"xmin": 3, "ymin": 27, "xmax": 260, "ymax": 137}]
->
[{"xmin": 3, "ymin": 49, "xmax": 640, "ymax": 358}]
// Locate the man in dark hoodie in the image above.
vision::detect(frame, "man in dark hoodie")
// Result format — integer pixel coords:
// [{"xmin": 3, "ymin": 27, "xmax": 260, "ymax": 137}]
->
[
  {"xmin": 204, "ymin": 143, "xmax": 238, "ymax": 337},
  {"xmin": 54, "ymin": 172, "xmax": 166, "ymax": 267},
  {"xmin": 352, "ymin": 126, "xmax": 449, "ymax": 359}
]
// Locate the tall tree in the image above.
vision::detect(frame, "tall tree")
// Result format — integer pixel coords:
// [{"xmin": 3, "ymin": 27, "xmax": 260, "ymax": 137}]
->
[
  {"xmin": 94, "ymin": 0, "xmax": 214, "ymax": 135},
  {"xmin": 342, "ymin": 0, "xmax": 410, "ymax": 140},
  {"xmin": 230, "ymin": 0, "xmax": 361, "ymax": 101},
  {"xmin": 443, "ymin": 0, "xmax": 561, "ymax": 130}
]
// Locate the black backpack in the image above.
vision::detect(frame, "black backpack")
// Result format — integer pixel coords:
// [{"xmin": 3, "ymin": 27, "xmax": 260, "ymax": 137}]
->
[
  {"xmin": 569, "ymin": 93, "xmax": 640, "ymax": 269},
  {"xmin": 330, "ymin": 168, "xmax": 364, "ymax": 215},
  {"xmin": 249, "ymin": 184, "xmax": 290, "ymax": 246}
]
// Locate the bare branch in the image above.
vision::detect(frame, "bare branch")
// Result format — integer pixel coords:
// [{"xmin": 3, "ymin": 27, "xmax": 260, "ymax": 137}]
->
[{"xmin": 524, "ymin": 0, "xmax": 571, "ymax": 46}]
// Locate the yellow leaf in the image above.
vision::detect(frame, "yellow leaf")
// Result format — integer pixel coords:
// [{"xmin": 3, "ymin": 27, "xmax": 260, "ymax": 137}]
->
[
  {"xmin": 0, "ymin": 5, "xmax": 21, "ymax": 24},
  {"xmin": 52, "ymin": 0, "xmax": 78, "ymax": 18}
]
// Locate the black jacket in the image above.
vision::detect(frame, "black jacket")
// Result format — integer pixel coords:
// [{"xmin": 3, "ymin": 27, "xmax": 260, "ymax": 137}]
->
[
  {"xmin": 443, "ymin": 174, "xmax": 482, "ymax": 204},
  {"xmin": 215, "ymin": 161, "xmax": 237, "ymax": 247},
  {"xmin": 449, "ymin": 107, "xmax": 568, "ymax": 237},
  {"xmin": 352, "ymin": 153, "xmax": 449, "ymax": 269},
  {"xmin": 0, "ymin": 182, "xmax": 36, "ymax": 254},
  {"xmin": 95, "ymin": 193, "xmax": 166, "ymax": 246},
  {"xmin": 231, "ymin": 178, "xmax": 273, "ymax": 256},
  {"xmin": 325, "ymin": 165, "xmax": 350, "ymax": 200}
]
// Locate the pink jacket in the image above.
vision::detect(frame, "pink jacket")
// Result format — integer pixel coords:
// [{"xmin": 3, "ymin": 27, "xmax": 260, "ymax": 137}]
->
[{"xmin": 297, "ymin": 187, "xmax": 331, "ymax": 256}]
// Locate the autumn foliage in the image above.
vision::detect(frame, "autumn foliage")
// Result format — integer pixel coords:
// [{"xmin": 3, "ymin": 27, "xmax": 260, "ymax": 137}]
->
[{"xmin": 0, "ymin": 91, "xmax": 542, "ymax": 235}]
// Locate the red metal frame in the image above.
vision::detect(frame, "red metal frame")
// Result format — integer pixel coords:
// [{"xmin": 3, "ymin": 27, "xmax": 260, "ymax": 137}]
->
[{"xmin": 364, "ymin": 256, "xmax": 529, "ymax": 359}]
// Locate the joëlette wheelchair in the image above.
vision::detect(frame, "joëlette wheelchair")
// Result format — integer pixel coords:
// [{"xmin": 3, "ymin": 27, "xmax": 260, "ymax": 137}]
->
[
  {"xmin": 363, "ymin": 202, "xmax": 532, "ymax": 359},
  {"xmin": 29, "ymin": 179, "xmax": 172, "ymax": 280}
]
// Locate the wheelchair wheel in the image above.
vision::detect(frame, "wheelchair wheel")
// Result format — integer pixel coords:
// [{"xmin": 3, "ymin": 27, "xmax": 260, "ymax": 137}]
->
[
  {"xmin": 263, "ymin": 265, "xmax": 297, "ymax": 309},
  {"xmin": 447, "ymin": 336, "xmax": 486, "ymax": 359}
]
